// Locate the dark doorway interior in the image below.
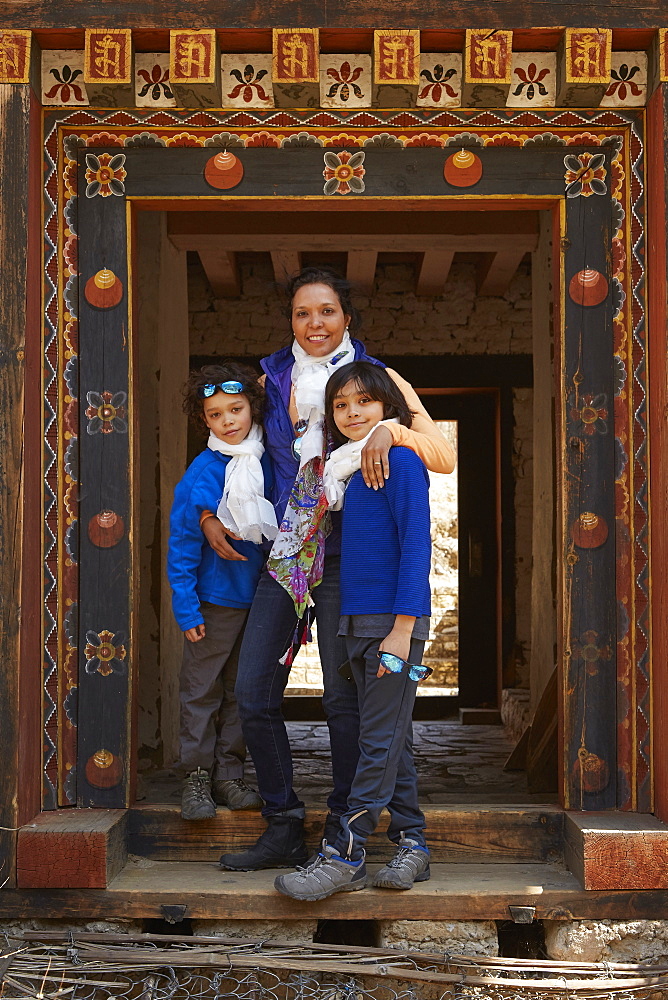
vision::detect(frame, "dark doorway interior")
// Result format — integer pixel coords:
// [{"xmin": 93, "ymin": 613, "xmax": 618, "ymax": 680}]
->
[{"xmin": 422, "ymin": 391, "xmax": 499, "ymax": 709}]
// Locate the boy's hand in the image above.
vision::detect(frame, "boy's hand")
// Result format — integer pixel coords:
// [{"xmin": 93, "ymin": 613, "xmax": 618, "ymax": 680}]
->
[
  {"xmin": 184, "ymin": 624, "xmax": 206, "ymax": 642},
  {"xmin": 377, "ymin": 616, "xmax": 415, "ymax": 676},
  {"xmin": 202, "ymin": 515, "xmax": 247, "ymax": 561},
  {"xmin": 361, "ymin": 424, "xmax": 392, "ymax": 490}
]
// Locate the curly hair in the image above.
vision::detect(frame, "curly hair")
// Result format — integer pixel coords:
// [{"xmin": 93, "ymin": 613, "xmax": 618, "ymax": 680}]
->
[
  {"xmin": 182, "ymin": 362, "xmax": 265, "ymax": 435},
  {"xmin": 325, "ymin": 361, "xmax": 413, "ymax": 446},
  {"xmin": 283, "ymin": 266, "xmax": 362, "ymax": 336}
]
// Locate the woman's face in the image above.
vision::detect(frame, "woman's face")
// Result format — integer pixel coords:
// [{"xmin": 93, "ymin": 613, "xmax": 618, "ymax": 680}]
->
[{"xmin": 291, "ymin": 282, "xmax": 351, "ymax": 358}]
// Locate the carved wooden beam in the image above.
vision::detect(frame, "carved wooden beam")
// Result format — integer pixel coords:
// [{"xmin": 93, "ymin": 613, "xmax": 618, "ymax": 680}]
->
[
  {"xmin": 346, "ymin": 250, "xmax": 377, "ymax": 295},
  {"xmin": 462, "ymin": 29, "xmax": 513, "ymax": 106},
  {"xmin": 476, "ymin": 249, "xmax": 527, "ymax": 296},
  {"xmin": 171, "ymin": 233, "xmax": 537, "ymax": 254},
  {"xmin": 198, "ymin": 249, "xmax": 240, "ymax": 298},
  {"xmin": 416, "ymin": 250, "xmax": 455, "ymax": 296},
  {"xmin": 84, "ymin": 28, "xmax": 133, "ymax": 106},
  {"xmin": 0, "ymin": 29, "xmax": 33, "ymax": 83},
  {"xmin": 169, "ymin": 29, "xmax": 220, "ymax": 108},
  {"xmin": 373, "ymin": 29, "xmax": 420, "ymax": 106},
  {"xmin": 556, "ymin": 28, "xmax": 612, "ymax": 106},
  {"xmin": 272, "ymin": 28, "xmax": 319, "ymax": 108},
  {"xmin": 648, "ymin": 28, "xmax": 668, "ymax": 98}
]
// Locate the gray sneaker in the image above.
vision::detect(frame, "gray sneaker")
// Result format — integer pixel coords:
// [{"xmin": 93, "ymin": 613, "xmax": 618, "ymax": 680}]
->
[
  {"xmin": 181, "ymin": 768, "xmax": 216, "ymax": 821},
  {"xmin": 213, "ymin": 778, "xmax": 263, "ymax": 811},
  {"xmin": 274, "ymin": 845, "xmax": 367, "ymax": 901},
  {"xmin": 372, "ymin": 838, "xmax": 430, "ymax": 889}
]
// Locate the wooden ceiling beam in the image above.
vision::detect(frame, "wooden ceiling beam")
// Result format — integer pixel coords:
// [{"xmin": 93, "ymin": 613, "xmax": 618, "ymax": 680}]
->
[
  {"xmin": 198, "ymin": 249, "xmax": 241, "ymax": 298},
  {"xmin": 416, "ymin": 250, "xmax": 454, "ymax": 297},
  {"xmin": 476, "ymin": 250, "xmax": 528, "ymax": 297},
  {"xmin": 347, "ymin": 251, "xmax": 377, "ymax": 295},
  {"xmin": 172, "ymin": 233, "xmax": 537, "ymax": 254},
  {"xmin": 270, "ymin": 250, "xmax": 301, "ymax": 283},
  {"xmin": 168, "ymin": 210, "xmax": 539, "ymax": 240}
]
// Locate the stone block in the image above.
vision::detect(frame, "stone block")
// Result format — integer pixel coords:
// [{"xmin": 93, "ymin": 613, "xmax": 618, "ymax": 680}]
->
[
  {"xmin": 544, "ymin": 919, "xmax": 668, "ymax": 964},
  {"xmin": 378, "ymin": 919, "xmax": 498, "ymax": 955},
  {"xmin": 192, "ymin": 919, "xmax": 317, "ymax": 943}
]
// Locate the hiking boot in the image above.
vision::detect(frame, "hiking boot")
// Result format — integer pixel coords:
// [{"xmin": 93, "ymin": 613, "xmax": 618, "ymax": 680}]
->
[
  {"xmin": 181, "ymin": 768, "xmax": 216, "ymax": 821},
  {"xmin": 213, "ymin": 778, "xmax": 263, "ymax": 811},
  {"xmin": 306, "ymin": 812, "xmax": 342, "ymax": 864},
  {"xmin": 371, "ymin": 837, "xmax": 430, "ymax": 890},
  {"xmin": 275, "ymin": 845, "xmax": 367, "ymax": 901},
  {"xmin": 219, "ymin": 812, "xmax": 308, "ymax": 871}
]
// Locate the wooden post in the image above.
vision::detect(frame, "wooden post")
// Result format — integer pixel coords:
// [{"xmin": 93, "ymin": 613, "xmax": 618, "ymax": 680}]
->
[
  {"xmin": 135, "ymin": 212, "xmax": 189, "ymax": 769},
  {"xmin": 647, "ymin": 84, "xmax": 668, "ymax": 822},
  {"xmin": 0, "ymin": 81, "xmax": 37, "ymax": 885},
  {"xmin": 157, "ymin": 216, "xmax": 189, "ymax": 767},
  {"xmin": 530, "ymin": 212, "xmax": 555, "ymax": 711}
]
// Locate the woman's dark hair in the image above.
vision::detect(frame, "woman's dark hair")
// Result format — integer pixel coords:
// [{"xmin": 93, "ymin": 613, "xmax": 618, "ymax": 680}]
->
[
  {"xmin": 284, "ymin": 266, "xmax": 362, "ymax": 336},
  {"xmin": 182, "ymin": 361, "xmax": 265, "ymax": 435},
  {"xmin": 325, "ymin": 361, "xmax": 413, "ymax": 446}
]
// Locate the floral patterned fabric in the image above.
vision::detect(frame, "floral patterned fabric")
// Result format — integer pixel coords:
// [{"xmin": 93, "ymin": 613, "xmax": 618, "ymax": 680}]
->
[{"xmin": 267, "ymin": 452, "xmax": 331, "ymax": 618}]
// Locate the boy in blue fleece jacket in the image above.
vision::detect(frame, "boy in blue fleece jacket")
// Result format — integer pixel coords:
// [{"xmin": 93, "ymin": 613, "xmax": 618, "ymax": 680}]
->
[
  {"xmin": 168, "ymin": 363, "xmax": 272, "ymax": 821},
  {"xmin": 276, "ymin": 362, "xmax": 438, "ymax": 901}
]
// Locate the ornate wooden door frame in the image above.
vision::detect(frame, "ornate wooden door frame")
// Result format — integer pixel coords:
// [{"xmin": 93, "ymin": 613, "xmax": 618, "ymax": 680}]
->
[{"xmin": 40, "ymin": 104, "xmax": 648, "ymax": 813}]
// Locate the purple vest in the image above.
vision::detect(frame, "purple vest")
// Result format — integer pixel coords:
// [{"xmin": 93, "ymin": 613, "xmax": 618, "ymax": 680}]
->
[{"xmin": 261, "ymin": 340, "xmax": 384, "ymax": 527}]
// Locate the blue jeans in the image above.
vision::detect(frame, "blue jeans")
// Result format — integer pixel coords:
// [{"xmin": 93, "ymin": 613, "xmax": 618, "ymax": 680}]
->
[
  {"xmin": 333, "ymin": 634, "xmax": 427, "ymax": 861},
  {"xmin": 235, "ymin": 555, "xmax": 361, "ymax": 817}
]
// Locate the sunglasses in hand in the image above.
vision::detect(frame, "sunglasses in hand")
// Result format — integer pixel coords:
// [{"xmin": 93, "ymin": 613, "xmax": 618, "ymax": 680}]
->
[{"xmin": 377, "ymin": 651, "xmax": 433, "ymax": 682}]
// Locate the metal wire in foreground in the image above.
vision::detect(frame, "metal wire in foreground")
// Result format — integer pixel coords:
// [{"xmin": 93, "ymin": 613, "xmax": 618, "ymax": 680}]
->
[{"xmin": 1, "ymin": 932, "xmax": 668, "ymax": 1000}]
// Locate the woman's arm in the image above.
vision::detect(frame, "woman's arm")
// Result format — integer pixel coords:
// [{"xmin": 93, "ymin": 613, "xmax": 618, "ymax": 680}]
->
[{"xmin": 360, "ymin": 368, "xmax": 456, "ymax": 488}]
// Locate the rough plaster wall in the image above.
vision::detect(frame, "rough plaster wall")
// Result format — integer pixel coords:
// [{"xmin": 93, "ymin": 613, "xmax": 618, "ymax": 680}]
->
[
  {"xmin": 378, "ymin": 918, "xmax": 499, "ymax": 955},
  {"xmin": 189, "ymin": 256, "xmax": 534, "ymax": 665}
]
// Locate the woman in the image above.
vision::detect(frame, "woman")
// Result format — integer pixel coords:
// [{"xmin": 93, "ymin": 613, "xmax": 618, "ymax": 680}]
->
[{"xmin": 202, "ymin": 267, "xmax": 456, "ymax": 870}]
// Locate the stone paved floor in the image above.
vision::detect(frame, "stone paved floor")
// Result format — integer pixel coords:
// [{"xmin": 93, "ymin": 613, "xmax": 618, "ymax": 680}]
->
[{"xmin": 141, "ymin": 721, "xmax": 554, "ymax": 805}]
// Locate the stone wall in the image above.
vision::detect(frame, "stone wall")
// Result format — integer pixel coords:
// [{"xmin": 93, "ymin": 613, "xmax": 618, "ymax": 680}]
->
[
  {"xmin": 189, "ymin": 255, "xmax": 533, "ymax": 359},
  {"xmin": 188, "ymin": 255, "xmax": 534, "ymax": 676}
]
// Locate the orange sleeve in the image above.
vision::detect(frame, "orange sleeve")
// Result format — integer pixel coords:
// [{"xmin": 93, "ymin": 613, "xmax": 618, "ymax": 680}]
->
[{"xmin": 384, "ymin": 369, "xmax": 457, "ymax": 475}]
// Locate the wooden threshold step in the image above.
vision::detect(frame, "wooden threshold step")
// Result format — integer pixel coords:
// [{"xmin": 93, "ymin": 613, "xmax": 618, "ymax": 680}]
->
[
  {"xmin": 4, "ymin": 860, "xmax": 668, "ymax": 922},
  {"xmin": 128, "ymin": 803, "xmax": 564, "ymax": 865}
]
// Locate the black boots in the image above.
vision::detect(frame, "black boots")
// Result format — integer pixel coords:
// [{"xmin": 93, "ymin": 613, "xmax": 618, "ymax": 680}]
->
[{"xmin": 219, "ymin": 810, "xmax": 308, "ymax": 871}]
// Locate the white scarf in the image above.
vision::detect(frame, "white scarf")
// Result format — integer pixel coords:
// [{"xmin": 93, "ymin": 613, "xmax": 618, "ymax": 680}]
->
[
  {"xmin": 207, "ymin": 425, "xmax": 278, "ymax": 545},
  {"xmin": 291, "ymin": 331, "xmax": 354, "ymax": 470},
  {"xmin": 323, "ymin": 418, "xmax": 399, "ymax": 510}
]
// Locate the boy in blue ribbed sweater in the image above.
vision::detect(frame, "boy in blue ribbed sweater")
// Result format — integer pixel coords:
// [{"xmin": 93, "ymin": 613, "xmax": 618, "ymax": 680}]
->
[
  {"xmin": 168, "ymin": 363, "xmax": 272, "ymax": 821},
  {"xmin": 276, "ymin": 362, "xmax": 436, "ymax": 901}
]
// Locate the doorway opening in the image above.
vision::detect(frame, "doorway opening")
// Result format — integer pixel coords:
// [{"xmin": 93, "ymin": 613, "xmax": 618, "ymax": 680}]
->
[{"xmin": 133, "ymin": 204, "xmax": 555, "ymax": 805}]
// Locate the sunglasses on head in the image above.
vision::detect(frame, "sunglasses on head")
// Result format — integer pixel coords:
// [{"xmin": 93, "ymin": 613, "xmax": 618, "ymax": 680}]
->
[
  {"xmin": 197, "ymin": 380, "xmax": 245, "ymax": 398},
  {"xmin": 377, "ymin": 651, "xmax": 433, "ymax": 683}
]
